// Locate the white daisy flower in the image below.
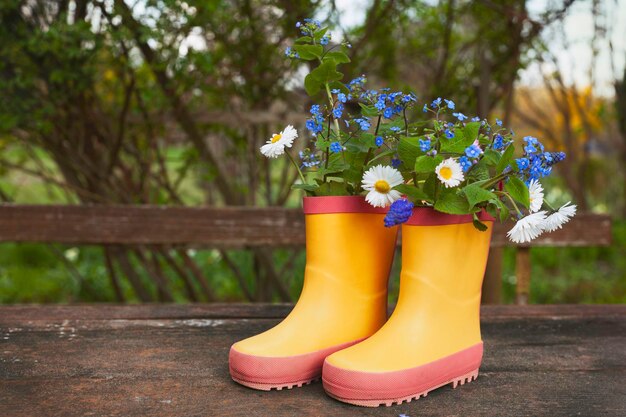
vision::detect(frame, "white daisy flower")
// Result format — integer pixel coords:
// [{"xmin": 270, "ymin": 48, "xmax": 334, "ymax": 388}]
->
[
  {"xmin": 507, "ymin": 211, "xmax": 547, "ymax": 244},
  {"xmin": 544, "ymin": 202, "xmax": 577, "ymax": 232},
  {"xmin": 260, "ymin": 125, "xmax": 298, "ymax": 158},
  {"xmin": 435, "ymin": 158, "xmax": 464, "ymax": 188},
  {"xmin": 528, "ymin": 179, "xmax": 544, "ymax": 213},
  {"xmin": 362, "ymin": 165, "xmax": 404, "ymax": 208}
]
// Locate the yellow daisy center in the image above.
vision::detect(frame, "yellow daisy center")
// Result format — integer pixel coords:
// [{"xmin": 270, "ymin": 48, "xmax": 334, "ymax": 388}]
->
[
  {"xmin": 439, "ymin": 166, "xmax": 453, "ymax": 180},
  {"xmin": 271, "ymin": 134, "xmax": 282, "ymax": 143},
  {"xmin": 374, "ymin": 180, "xmax": 391, "ymax": 194}
]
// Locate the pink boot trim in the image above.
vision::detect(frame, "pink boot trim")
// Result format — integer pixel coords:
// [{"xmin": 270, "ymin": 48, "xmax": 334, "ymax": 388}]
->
[
  {"xmin": 229, "ymin": 339, "xmax": 364, "ymax": 391},
  {"xmin": 322, "ymin": 342, "xmax": 483, "ymax": 407}
]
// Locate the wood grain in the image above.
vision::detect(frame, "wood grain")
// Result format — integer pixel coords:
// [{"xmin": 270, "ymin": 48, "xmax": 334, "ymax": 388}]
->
[
  {"xmin": 0, "ymin": 204, "xmax": 612, "ymax": 248},
  {"xmin": 0, "ymin": 304, "xmax": 624, "ymax": 417}
]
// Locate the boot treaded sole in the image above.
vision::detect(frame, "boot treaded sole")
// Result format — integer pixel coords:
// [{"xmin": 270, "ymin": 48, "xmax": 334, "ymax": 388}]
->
[{"xmin": 323, "ymin": 368, "xmax": 479, "ymax": 407}]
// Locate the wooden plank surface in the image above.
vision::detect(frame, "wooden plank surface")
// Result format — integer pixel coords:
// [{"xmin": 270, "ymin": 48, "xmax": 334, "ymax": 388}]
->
[
  {"xmin": 1, "ymin": 304, "xmax": 624, "ymax": 417},
  {"xmin": 0, "ymin": 204, "xmax": 612, "ymax": 247}
]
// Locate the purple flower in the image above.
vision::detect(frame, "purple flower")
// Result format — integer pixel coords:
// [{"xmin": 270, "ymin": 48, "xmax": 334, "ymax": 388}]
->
[{"xmin": 384, "ymin": 199, "xmax": 414, "ymax": 227}]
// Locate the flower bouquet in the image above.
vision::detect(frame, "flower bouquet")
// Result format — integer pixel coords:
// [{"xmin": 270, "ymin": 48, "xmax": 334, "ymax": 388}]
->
[{"xmin": 262, "ymin": 18, "xmax": 576, "ymax": 242}]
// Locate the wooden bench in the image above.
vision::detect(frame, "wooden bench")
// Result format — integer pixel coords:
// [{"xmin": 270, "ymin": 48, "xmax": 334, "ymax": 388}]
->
[
  {"xmin": 0, "ymin": 204, "xmax": 612, "ymax": 304},
  {"xmin": 0, "ymin": 304, "xmax": 624, "ymax": 416}
]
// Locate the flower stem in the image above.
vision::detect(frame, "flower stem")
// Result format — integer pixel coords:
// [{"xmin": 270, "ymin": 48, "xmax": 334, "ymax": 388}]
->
[
  {"xmin": 496, "ymin": 190, "xmax": 522, "ymax": 217},
  {"xmin": 325, "ymin": 83, "xmax": 341, "ymax": 135},
  {"xmin": 543, "ymin": 199, "xmax": 557, "ymax": 212},
  {"xmin": 286, "ymin": 151, "xmax": 307, "ymax": 184}
]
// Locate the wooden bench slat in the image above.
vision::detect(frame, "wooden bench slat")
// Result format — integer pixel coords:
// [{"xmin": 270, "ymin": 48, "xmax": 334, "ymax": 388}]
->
[{"xmin": 0, "ymin": 204, "xmax": 612, "ymax": 247}]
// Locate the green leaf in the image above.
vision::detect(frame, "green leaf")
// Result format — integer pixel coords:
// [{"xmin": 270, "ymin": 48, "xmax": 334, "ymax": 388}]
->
[
  {"xmin": 434, "ymin": 189, "xmax": 470, "ymax": 214},
  {"xmin": 496, "ymin": 144, "xmax": 514, "ymax": 174},
  {"xmin": 294, "ymin": 36, "xmax": 312, "ymax": 44},
  {"xmin": 463, "ymin": 184, "xmax": 496, "ymax": 209},
  {"xmin": 467, "ymin": 161, "xmax": 490, "ymax": 182},
  {"xmin": 395, "ymin": 184, "xmax": 431, "ymax": 202},
  {"xmin": 423, "ymin": 173, "xmax": 438, "ymax": 201},
  {"xmin": 292, "ymin": 183, "xmax": 318, "ymax": 192},
  {"xmin": 313, "ymin": 27, "xmax": 329, "ymax": 41},
  {"xmin": 367, "ymin": 149, "xmax": 396, "ymax": 165},
  {"xmin": 358, "ymin": 103, "xmax": 379, "ymax": 117},
  {"xmin": 309, "ymin": 60, "xmax": 343, "ymax": 84},
  {"xmin": 482, "ymin": 149, "xmax": 501, "ymax": 166},
  {"xmin": 493, "ymin": 198, "xmax": 510, "ymax": 223},
  {"xmin": 414, "ymin": 154, "xmax": 442, "ymax": 173},
  {"xmin": 328, "ymin": 81, "xmax": 350, "ymax": 95},
  {"xmin": 304, "ymin": 73, "xmax": 321, "ymax": 96},
  {"xmin": 397, "ymin": 136, "xmax": 421, "ymax": 170},
  {"xmin": 463, "ymin": 122, "xmax": 480, "ymax": 143},
  {"xmin": 324, "ymin": 51, "xmax": 351, "ymax": 63},
  {"xmin": 440, "ymin": 128, "xmax": 475, "ymax": 154},
  {"xmin": 472, "ymin": 213, "xmax": 489, "ymax": 231},
  {"xmin": 316, "ymin": 180, "xmax": 349, "ymax": 196},
  {"xmin": 504, "ymin": 176, "xmax": 530, "ymax": 208},
  {"xmin": 292, "ymin": 44, "xmax": 324, "ymax": 60}
]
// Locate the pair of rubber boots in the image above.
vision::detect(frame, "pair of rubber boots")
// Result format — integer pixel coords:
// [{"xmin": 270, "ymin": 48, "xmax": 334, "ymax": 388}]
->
[{"xmin": 229, "ymin": 196, "xmax": 494, "ymax": 407}]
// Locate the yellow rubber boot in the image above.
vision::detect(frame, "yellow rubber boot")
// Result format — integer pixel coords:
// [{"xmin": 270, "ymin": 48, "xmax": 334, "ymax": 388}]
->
[
  {"xmin": 323, "ymin": 208, "xmax": 493, "ymax": 406},
  {"xmin": 229, "ymin": 196, "xmax": 398, "ymax": 390}
]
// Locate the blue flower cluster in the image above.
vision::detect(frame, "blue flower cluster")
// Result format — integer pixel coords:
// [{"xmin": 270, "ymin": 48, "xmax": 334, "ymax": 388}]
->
[
  {"xmin": 465, "ymin": 144, "xmax": 482, "ymax": 158},
  {"xmin": 331, "ymin": 89, "xmax": 349, "ymax": 103},
  {"xmin": 365, "ymin": 90, "xmax": 416, "ymax": 120},
  {"xmin": 430, "ymin": 97, "xmax": 455, "ymax": 110},
  {"xmin": 284, "ymin": 46, "xmax": 299, "ymax": 59},
  {"xmin": 348, "ymin": 76, "xmax": 366, "ymax": 92},
  {"xmin": 453, "ymin": 112, "xmax": 468, "ymax": 121},
  {"xmin": 306, "ymin": 104, "xmax": 325, "ymax": 136},
  {"xmin": 354, "ymin": 117, "xmax": 371, "ymax": 131},
  {"xmin": 515, "ymin": 136, "xmax": 566, "ymax": 182},
  {"xmin": 375, "ymin": 136, "xmax": 384, "ymax": 147},
  {"xmin": 329, "ymin": 142, "xmax": 343, "ymax": 153},
  {"xmin": 492, "ymin": 133, "xmax": 505, "ymax": 150},
  {"xmin": 459, "ymin": 156, "xmax": 473, "ymax": 172},
  {"xmin": 419, "ymin": 138, "xmax": 431, "ymax": 152},
  {"xmin": 299, "ymin": 150, "xmax": 321, "ymax": 168},
  {"xmin": 333, "ymin": 103, "xmax": 344, "ymax": 119},
  {"xmin": 384, "ymin": 199, "xmax": 414, "ymax": 227},
  {"xmin": 296, "ymin": 18, "xmax": 321, "ymax": 35}
]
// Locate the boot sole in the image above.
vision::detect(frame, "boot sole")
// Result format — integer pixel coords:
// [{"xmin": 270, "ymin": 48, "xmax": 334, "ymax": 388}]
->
[
  {"xmin": 324, "ymin": 368, "xmax": 479, "ymax": 407},
  {"xmin": 230, "ymin": 375, "xmax": 320, "ymax": 391},
  {"xmin": 322, "ymin": 342, "xmax": 483, "ymax": 407},
  {"xmin": 229, "ymin": 339, "xmax": 364, "ymax": 391}
]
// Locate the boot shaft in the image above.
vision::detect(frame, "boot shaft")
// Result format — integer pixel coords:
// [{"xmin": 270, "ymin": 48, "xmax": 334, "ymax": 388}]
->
[{"xmin": 303, "ymin": 196, "xmax": 398, "ymax": 298}]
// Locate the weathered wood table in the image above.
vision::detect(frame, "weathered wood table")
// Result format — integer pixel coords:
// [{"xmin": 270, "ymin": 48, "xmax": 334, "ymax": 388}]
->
[{"xmin": 1, "ymin": 304, "xmax": 624, "ymax": 417}]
